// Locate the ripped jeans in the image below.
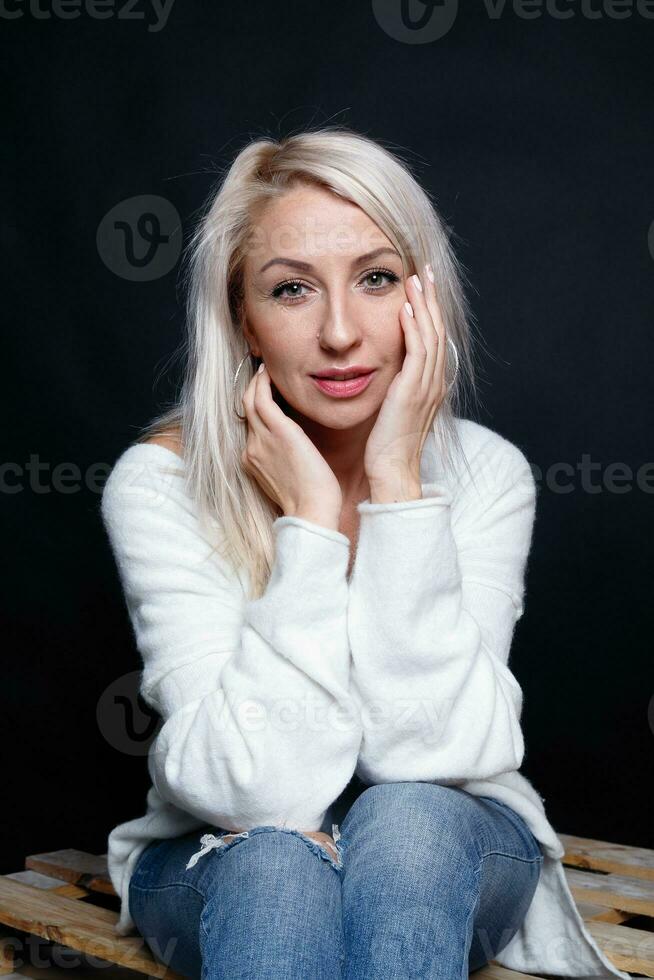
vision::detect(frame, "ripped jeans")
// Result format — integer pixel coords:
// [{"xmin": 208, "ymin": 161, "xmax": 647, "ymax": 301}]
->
[{"xmin": 128, "ymin": 780, "xmax": 543, "ymax": 980}]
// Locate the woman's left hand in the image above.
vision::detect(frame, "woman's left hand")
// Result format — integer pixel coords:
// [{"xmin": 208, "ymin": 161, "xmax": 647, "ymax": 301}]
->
[{"xmin": 364, "ymin": 265, "xmax": 448, "ymax": 500}]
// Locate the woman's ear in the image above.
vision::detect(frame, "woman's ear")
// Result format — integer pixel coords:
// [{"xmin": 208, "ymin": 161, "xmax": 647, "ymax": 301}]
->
[
  {"xmin": 241, "ymin": 326, "xmax": 258, "ymax": 356},
  {"xmin": 237, "ymin": 302, "xmax": 260, "ymax": 356}
]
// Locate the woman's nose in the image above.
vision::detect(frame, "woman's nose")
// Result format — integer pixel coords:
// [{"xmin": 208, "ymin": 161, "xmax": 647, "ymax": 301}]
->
[{"xmin": 316, "ymin": 299, "xmax": 363, "ymax": 350}]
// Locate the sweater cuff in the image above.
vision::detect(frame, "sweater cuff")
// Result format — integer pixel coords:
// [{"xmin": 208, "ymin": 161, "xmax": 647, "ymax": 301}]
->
[
  {"xmin": 265, "ymin": 516, "xmax": 351, "ymax": 602},
  {"xmin": 357, "ymin": 481, "xmax": 452, "ymax": 515},
  {"xmin": 351, "ymin": 482, "xmax": 459, "ymax": 595},
  {"xmin": 273, "ymin": 515, "xmax": 350, "ymax": 548}
]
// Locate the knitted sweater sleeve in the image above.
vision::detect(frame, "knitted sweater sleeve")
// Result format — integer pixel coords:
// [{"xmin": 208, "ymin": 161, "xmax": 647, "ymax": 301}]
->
[
  {"xmin": 347, "ymin": 443, "xmax": 537, "ymax": 786},
  {"xmin": 100, "ymin": 448, "xmax": 362, "ymax": 832}
]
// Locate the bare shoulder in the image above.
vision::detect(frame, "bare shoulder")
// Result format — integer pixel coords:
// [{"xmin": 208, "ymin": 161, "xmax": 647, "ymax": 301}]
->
[{"xmin": 143, "ymin": 425, "xmax": 184, "ymax": 458}]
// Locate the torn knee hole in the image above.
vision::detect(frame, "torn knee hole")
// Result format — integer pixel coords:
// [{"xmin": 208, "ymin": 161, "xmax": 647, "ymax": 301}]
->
[
  {"xmin": 186, "ymin": 824, "xmax": 344, "ymax": 871},
  {"xmin": 220, "ymin": 832, "xmax": 247, "ymax": 845},
  {"xmin": 293, "ymin": 828, "xmax": 344, "ymax": 870},
  {"xmin": 186, "ymin": 830, "xmax": 252, "ymax": 868}
]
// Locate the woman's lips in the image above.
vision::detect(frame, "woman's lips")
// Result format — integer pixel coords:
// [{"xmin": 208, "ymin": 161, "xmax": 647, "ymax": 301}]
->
[{"xmin": 310, "ymin": 371, "xmax": 376, "ymax": 398}]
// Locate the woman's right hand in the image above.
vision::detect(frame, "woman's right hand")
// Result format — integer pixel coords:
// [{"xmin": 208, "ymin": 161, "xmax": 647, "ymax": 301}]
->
[{"xmin": 240, "ymin": 363, "xmax": 343, "ymax": 528}]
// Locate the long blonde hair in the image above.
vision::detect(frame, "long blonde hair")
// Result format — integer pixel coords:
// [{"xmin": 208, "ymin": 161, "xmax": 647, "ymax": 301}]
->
[{"xmin": 134, "ymin": 126, "xmax": 483, "ymax": 599}]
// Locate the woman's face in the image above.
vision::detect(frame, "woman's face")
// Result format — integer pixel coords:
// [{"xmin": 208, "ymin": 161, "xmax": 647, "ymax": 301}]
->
[{"xmin": 241, "ymin": 183, "xmax": 409, "ymax": 431}]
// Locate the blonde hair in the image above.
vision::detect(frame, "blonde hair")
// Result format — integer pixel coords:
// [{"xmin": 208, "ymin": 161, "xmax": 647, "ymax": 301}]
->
[{"xmin": 134, "ymin": 126, "xmax": 484, "ymax": 599}]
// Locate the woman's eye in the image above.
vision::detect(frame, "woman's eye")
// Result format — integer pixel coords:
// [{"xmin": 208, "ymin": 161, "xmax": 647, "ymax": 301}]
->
[
  {"xmin": 360, "ymin": 269, "xmax": 399, "ymax": 292},
  {"xmin": 271, "ymin": 280, "xmax": 309, "ymax": 302}
]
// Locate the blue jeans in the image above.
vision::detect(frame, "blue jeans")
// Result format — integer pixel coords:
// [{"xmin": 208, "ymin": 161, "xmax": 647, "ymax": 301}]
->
[{"xmin": 128, "ymin": 781, "xmax": 543, "ymax": 979}]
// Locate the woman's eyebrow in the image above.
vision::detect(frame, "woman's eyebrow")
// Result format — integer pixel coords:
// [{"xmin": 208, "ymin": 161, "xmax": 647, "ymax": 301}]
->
[{"xmin": 258, "ymin": 246, "xmax": 401, "ymax": 275}]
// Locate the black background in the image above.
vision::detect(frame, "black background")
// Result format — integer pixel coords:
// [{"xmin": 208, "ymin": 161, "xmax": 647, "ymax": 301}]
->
[{"xmin": 4, "ymin": 0, "xmax": 653, "ymax": 884}]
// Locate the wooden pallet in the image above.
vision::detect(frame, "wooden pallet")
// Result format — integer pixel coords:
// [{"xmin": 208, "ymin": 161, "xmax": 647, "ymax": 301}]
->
[{"xmin": 0, "ymin": 833, "xmax": 652, "ymax": 979}]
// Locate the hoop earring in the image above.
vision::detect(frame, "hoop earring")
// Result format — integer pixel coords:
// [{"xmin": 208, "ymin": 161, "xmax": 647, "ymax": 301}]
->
[
  {"xmin": 446, "ymin": 336, "xmax": 459, "ymax": 391},
  {"xmin": 233, "ymin": 350, "xmax": 255, "ymax": 421}
]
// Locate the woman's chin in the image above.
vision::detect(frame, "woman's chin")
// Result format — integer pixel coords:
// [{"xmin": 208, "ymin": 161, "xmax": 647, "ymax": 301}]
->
[{"xmin": 274, "ymin": 387, "xmax": 377, "ymax": 431}]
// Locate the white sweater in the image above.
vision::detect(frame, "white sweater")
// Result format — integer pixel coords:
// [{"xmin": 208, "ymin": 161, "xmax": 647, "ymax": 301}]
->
[{"xmin": 99, "ymin": 419, "xmax": 629, "ymax": 979}]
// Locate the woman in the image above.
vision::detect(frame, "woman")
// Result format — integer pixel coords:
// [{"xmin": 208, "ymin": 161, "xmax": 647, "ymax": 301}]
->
[{"xmin": 100, "ymin": 127, "xmax": 628, "ymax": 979}]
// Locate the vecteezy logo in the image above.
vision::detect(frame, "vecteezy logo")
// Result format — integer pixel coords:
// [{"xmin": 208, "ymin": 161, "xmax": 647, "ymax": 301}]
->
[
  {"xmin": 96, "ymin": 670, "xmax": 162, "ymax": 757},
  {"xmin": 372, "ymin": 0, "xmax": 459, "ymax": 43},
  {"xmin": 96, "ymin": 194, "xmax": 182, "ymax": 281}
]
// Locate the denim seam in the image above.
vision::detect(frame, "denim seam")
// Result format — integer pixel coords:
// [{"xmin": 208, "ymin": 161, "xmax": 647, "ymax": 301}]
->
[
  {"xmin": 200, "ymin": 906, "xmax": 210, "ymax": 944},
  {"xmin": 479, "ymin": 848, "xmax": 543, "ymax": 865},
  {"xmin": 461, "ymin": 857, "xmax": 483, "ymax": 980},
  {"xmin": 481, "ymin": 799, "xmax": 542, "ymax": 858},
  {"xmin": 465, "ymin": 847, "xmax": 542, "ymax": 972},
  {"xmin": 130, "ymin": 880, "xmax": 207, "ymax": 902}
]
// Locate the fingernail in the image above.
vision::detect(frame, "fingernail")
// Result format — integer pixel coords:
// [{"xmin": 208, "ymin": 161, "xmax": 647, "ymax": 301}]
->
[
  {"xmin": 425, "ymin": 263, "xmax": 434, "ymax": 283},
  {"xmin": 404, "ymin": 301, "xmax": 414, "ymax": 317},
  {"xmin": 258, "ymin": 362, "xmax": 265, "ymax": 373},
  {"xmin": 412, "ymin": 274, "xmax": 422, "ymax": 292}
]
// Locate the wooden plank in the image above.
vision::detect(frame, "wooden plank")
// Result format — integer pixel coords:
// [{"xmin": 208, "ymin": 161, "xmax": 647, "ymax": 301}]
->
[
  {"xmin": 471, "ymin": 964, "xmax": 548, "ymax": 979},
  {"xmin": 0, "ymin": 934, "xmax": 17, "ymax": 976},
  {"xmin": 560, "ymin": 833, "xmax": 654, "ymax": 881},
  {"xmin": 576, "ymin": 900, "xmax": 635, "ymax": 924},
  {"xmin": 565, "ymin": 866, "xmax": 654, "ymax": 916},
  {"xmin": 0, "ymin": 878, "xmax": 182, "ymax": 980},
  {"xmin": 0, "ymin": 923, "xmax": 158, "ymax": 980},
  {"xmin": 5, "ymin": 871, "xmax": 89, "ymax": 901},
  {"xmin": 23, "ymin": 852, "xmax": 114, "ymax": 897},
  {"xmin": 585, "ymin": 919, "xmax": 654, "ymax": 977}
]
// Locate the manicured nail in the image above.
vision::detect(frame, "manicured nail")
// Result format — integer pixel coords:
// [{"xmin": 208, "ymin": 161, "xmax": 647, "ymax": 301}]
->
[
  {"xmin": 425, "ymin": 263, "xmax": 434, "ymax": 283},
  {"xmin": 404, "ymin": 301, "xmax": 414, "ymax": 317},
  {"xmin": 411, "ymin": 274, "xmax": 422, "ymax": 292},
  {"xmin": 258, "ymin": 362, "xmax": 265, "ymax": 373}
]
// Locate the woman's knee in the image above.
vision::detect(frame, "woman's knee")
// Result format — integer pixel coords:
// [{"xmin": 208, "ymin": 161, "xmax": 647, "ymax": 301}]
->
[
  {"xmin": 339, "ymin": 782, "xmax": 483, "ymax": 869},
  {"xmin": 198, "ymin": 826, "xmax": 345, "ymax": 966},
  {"xmin": 199, "ymin": 824, "xmax": 344, "ymax": 893},
  {"xmin": 342, "ymin": 781, "xmax": 475, "ymax": 834}
]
